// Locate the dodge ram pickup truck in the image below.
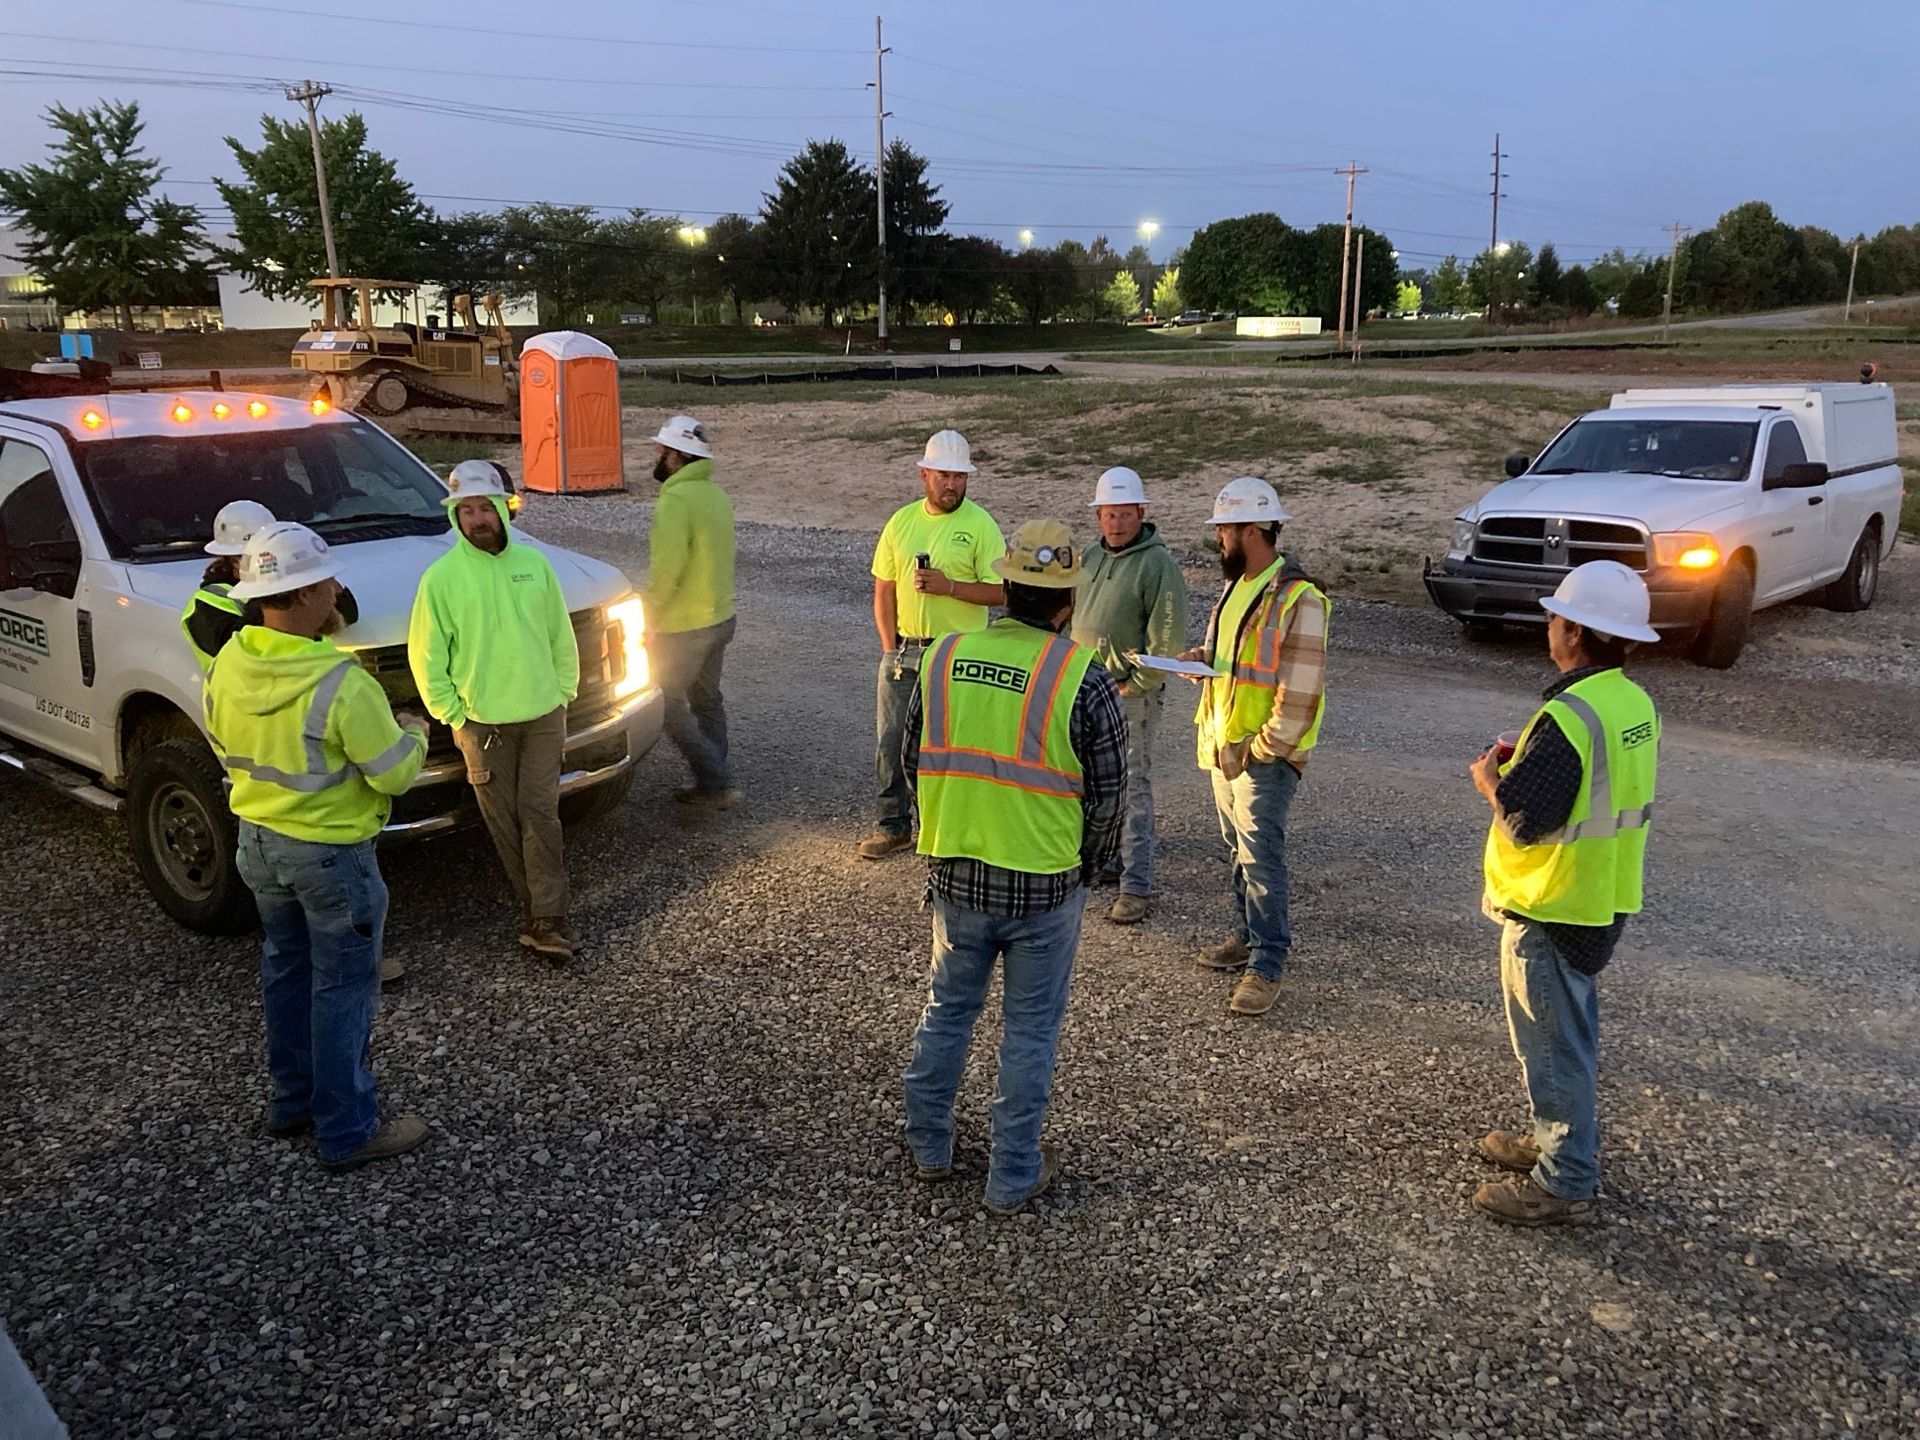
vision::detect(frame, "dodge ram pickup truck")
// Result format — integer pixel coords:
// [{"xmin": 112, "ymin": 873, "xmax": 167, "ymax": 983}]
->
[
  {"xmin": 1424, "ymin": 382, "xmax": 1903, "ymax": 667},
  {"xmin": 0, "ymin": 389, "xmax": 662, "ymax": 933}
]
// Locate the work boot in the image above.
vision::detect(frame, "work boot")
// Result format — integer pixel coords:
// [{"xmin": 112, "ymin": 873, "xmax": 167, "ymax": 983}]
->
[
  {"xmin": 909, "ymin": 1156, "xmax": 954, "ymax": 1183},
  {"xmin": 522, "ymin": 918, "xmax": 577, "ymax": 961},
  {"xmin": 1091, "ymin": 867, "xmax": 1122, "ymax": 890},
  {"xmin": 985, "ymin": 1142, "xmax": 1060, "ymax": 1216},
  {"xmin": 1476, "ymin": 1128, "xmax": 1542, "ymax": 1173},
  {"xmin": 1107, "ymin": 893, "xmax": 1151, "ymax": 925},
  {"xmin": 1228, "ymin": 973, "xmax": 1281, "ymax": 1016},
  {"xmin": 320, "ymin": 1114, "xmax": 430, "ymax": 1174},
  {"xmin": 857, "ymin": 830, "xmax": 914, "ymax": 861},
  {"xmin": 379, "ymin": 954, "xmax": 407, "ymax": 986},
  {"xmin": 264, "ymin": 1112, "xmax": 314, "ymax": 1140},
  {"xmin": 1471, "ymin": 1174, "xmax": 1596, "ymax": 1227},
  {"xmin": 1195, "ymin": 937, "xmax": 1251, "ymax": 971},
  {"xmin": 674, "ymin": 785, "xmax": 742, "ymax": 810}
]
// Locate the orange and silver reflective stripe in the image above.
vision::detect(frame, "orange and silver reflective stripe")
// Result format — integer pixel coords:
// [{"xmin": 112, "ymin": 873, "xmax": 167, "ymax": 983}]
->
[
  {"xmin": 1015, "ymin": 634, "xmax": 1075, "ymax": 762},
  {"xmin": 1543, "ymin": 692, "xmax": 1655, "ymax": 843},
  {"xmin": 923, "ymin": 633, "xmax": 963, "ymax": 747},
  {"xmin": 917, "ymin": 746, "xmax": 1084, "ymax": 796}
]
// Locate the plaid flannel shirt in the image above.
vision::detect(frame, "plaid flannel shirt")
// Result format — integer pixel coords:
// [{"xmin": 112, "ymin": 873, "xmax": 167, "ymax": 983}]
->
[{"xmin": 902, "ymin": 636, "xmax": 1128, "ymax": 917}]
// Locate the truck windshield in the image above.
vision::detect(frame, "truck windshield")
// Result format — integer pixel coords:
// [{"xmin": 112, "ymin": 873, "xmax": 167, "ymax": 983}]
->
[
  {"xmin": 1531, "ymin": 418, "xmax": 1758, "ymax": 482},
  {"xmin": 74, "ymin": 418, "xmax": 450, "ymax": 560}
]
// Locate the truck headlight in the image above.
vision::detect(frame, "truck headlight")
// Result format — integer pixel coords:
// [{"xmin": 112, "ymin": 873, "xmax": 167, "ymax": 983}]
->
[
  {"xmin": 607, "ymin": 594, "xmax": 650, "ymax": 698},
  {"xmin": 1651, "ymin": 532, "xmax": 1720, "ymax": 570},
  {"xmin": 1450, "ymin": 517, "xmax": 1476, "ymax": 555}
]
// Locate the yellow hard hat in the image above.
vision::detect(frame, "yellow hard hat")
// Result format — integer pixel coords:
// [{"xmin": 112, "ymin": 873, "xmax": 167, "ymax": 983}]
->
[{"xmin": 992, "ymin": 519, "xmax": 1084, "ymax": 589}]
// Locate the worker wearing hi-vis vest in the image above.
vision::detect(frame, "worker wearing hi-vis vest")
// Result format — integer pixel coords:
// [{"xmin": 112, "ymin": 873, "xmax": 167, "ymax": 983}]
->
[
  {"xmin": 204, "ymin": 521, "xmax": 430, "ymax": 1174},
  {"xmin": 899, "ymin": 520, "xmax": 1127, "ymax": 1217},
  {"xmin": 181, "ymin": 500, "xmax": 273, "ymax": 670},
  {"xmin": 1466, "ymin": 559, "xmax": 1660, "ymax": 1227},
  {"xmin": 1187, "ymin": 477, "xmax": 1329, "ymax": 1019}
]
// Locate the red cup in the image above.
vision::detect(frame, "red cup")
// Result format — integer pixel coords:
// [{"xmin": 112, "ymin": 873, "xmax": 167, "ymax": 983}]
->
[{"xmin": 1494, "ymin": 730, "xmax": 1522, "ymax": 764}]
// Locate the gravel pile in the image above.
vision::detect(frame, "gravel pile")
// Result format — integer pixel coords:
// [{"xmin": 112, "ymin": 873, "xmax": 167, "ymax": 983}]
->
[{"xmin": 2, "ymin": 510, "xmax": 1915, "ymax": 1438}]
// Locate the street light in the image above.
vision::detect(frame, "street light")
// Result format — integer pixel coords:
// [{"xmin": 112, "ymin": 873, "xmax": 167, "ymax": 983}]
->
[
  {"xmin": 1019, "ymin": 228, "xmax": 1034, "ymax": 248},
  {"xmin": 1138, "ymin": 219, "xmax": 1160, "ymax": 261},
  {"xmin": 677, "ymin": 225, "xmax": 708, "ymax": 323}
]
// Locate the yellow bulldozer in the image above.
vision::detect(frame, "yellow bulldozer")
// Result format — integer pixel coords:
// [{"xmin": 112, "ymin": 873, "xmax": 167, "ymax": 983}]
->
[{"xmin": 291, "ymin": 278, "xmax": 520, "ymax": 437}]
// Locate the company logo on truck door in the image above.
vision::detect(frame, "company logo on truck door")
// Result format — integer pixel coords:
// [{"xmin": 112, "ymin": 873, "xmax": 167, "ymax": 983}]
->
[{"xmin": 0, "ymin": 606, "xmax": 50, "ymax": 658}]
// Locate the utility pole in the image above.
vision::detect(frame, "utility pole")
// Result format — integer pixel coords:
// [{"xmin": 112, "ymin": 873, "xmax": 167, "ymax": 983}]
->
[
  {"xmin": 1349, "ymin": 228, "xmax": 1366, "ymax": 363},
  {"xmin": 1333, "ymin": 162, "xmax": 1367, "ymax": 347},
  {"xmin": 286, "ymin": 81, "xmax": 339, "ymax": 281},
  {"xmin": 871, "ymin": 16, "xmax": 891, "ymax": 343},
  {"xmin": 1844, "ymin": 237, "xmax": 1862, "ymax": 325},
  {"xmin": 1487, "ymin": 133, "xmax": 1506, "ymax": 321},
  {"xmin": 1661, "ymin": 221, "xmax": 1689, "ymax": 341}
]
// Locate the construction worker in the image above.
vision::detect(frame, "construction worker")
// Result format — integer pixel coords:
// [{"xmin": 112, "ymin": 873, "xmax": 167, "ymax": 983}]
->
[
  {"xmin": 900, "ymin": 520, "xmax": 1127, "ymax": 1214},
  {"xmin": 181, "ymin": 500, "xmax": 273, "ymax": 670},
  {"xmin": 1070, "ymin": 465, "xmax": 1188, "ymax": 924},
  {"xmin": 1189, "ymin": 477, "xmax": 1329, "ymax": 1018},
  {"xmin": 646, "ymin": 414, "xmax": 739, "ymax": 808},
  {"xmin": 1467, "ymin": 560, "xmax": 1660, "ymax": 1227},
  {"xmin": 204, "ymin": 521, "xmax": 429, "ymax": 1172},
  {"xmin": 861, "ymin": 429, "xmax": 1008, "ymax": 861},
  {"xmin": 408, "ymin": 460, "xmax": 581, "ymax": 961}
]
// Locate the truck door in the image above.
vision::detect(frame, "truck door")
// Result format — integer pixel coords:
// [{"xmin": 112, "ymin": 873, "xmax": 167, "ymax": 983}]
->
[
  {"xmin": 0, "ymin": 436, "xmax": 92, "ymax": 755},
  {"xmin": 1753, "ymin": 419, "xmax": 1826, "ymax": 600}
]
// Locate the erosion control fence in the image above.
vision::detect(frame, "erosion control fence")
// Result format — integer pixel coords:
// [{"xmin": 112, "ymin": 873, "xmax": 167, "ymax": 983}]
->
[{"xmin": 639, "ymin": 362, "xmax": 1062, "ymax": 387}]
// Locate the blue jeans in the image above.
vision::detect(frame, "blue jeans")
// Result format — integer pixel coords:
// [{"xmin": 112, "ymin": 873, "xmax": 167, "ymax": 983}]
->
[
  {"xmin": 1500, "ymin": 917, "xmax": 1601, "ymax": 1200},
  {"xmin": 875, "ymin": 646, "xmax": 923, "ymax": 836},
  {"xmin": 236, "ymin": 822, "xmax": 387, "ymax": 1163},
  {"xmin": 653, "ymin": 618, "xmax": 735, "ymax": 792},
  {"xmin": 903, "ymin": 891, "xmax": 1086, "ymax": 1208},
  {"xmin": 1211, "ymin": 757, "xmax": 1300, "ymax": 981},
  {"xmin": 1117, "ymin": 690, "xmax": 1163, "ymax": 896}
]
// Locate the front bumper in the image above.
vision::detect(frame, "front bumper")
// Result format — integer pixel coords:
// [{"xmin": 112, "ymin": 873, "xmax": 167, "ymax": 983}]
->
[
  {"xmin": 382, "ymin": 684, "xmax": 666, "ymax": 839},
  {"xmin": 1422, "ymin": 555, "xmax": 1715, "ymax": 631}
]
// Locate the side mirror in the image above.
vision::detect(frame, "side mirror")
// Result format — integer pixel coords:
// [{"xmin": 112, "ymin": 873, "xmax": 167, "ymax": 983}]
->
[
  {"xmin": 1504, "ymin": 453, "xmax": 1531, "ymax": 479},
  {"xmin": 1767, "ymin": 461, "xmax": 1830, "ymax": 491}
]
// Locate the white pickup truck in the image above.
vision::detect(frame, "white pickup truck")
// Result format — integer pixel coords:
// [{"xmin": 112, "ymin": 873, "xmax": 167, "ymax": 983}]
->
[
  {"xmin": 0, "ymin": 389, "xmax": 662, "ymax": 933},
  {"xmin": 1424, "ymin": 381, "xmax": 1904, "ymax": 667}
]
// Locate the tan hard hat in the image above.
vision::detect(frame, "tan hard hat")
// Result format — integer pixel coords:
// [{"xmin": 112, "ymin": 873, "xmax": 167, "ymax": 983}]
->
[{"xmin": 992, "ymin": 519, "xmax": 1084, "ymax": 589}]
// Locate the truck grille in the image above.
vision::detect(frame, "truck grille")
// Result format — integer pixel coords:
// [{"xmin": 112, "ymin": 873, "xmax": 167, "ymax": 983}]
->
[
  {"xmin": 353, "ymin": 608, "xmax": 620, "ymax": 765},
  {"xmin": 1471, "ymin": 517, "xmax": 1648, "ymax": 571}
]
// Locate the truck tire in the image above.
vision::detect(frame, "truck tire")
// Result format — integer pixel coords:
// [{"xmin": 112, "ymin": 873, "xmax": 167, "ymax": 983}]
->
[
  {"xmin": 1820, "ymin": 525, "xmax": 1881, "ymax": 613},
  {"xmin": 1690, "ymin": 557, "xmax": 1754, "ymax": 670},
  {"xmin": 559, "ymin": 768, "xmax": 634, "ymax": 827},
  {"xmin": 125, "ymin": 737, "xmax": 256, "ymax": 935}
]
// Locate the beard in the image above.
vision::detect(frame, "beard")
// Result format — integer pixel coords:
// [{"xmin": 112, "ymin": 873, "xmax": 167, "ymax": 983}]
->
[
  {"xmin": 653, "ymin": 456, "xmax": 672, "ymax": 483},
  {"xmin": 928, "ymin": 490, "xmax": 963, "ymax": 514},
  {"xmin": 1219, "ymin": 546, "xmax": 1247, "ymax": 580},
  {"xmin": 319, "ymin": 606, "xmax": 347, "ymax": 637}
]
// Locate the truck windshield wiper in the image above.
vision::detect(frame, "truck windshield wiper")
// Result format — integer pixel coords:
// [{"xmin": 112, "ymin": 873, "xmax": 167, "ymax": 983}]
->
[
  {"xmin": 311, "ymin": 512, "xmax": 441, "ymax": 528},
  {"xmin": 1531, "ymin": 466, "xmax": 1582, "ymax": 474}
]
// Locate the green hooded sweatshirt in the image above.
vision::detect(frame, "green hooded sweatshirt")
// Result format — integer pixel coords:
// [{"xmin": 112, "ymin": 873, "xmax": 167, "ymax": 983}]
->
[
  {"xmin": 204, "ymin": 626, "xmax": 425, "ymax": 844},
  {"xmin": 1070, "ymin": 521, "xmax": 1190, "ymax": 695},
  {"xmin": 646, "ymin": 458, "xmax": 736, "ymax": 634},
  {"xmin": 408, "ymin": 494, "xmax": 580, "ymax": 729}
]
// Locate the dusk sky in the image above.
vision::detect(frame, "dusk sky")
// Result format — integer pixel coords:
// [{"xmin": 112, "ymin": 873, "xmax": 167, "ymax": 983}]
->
[{"xmin": 3, "ymin": 0, "xmax": 1916, "ymax": 267}]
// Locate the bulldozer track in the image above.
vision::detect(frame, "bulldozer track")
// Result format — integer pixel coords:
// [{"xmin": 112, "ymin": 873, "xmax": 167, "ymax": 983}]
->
[{"xmin": 334, "ymin": 363, "xmax": 520, "ymax": 434}]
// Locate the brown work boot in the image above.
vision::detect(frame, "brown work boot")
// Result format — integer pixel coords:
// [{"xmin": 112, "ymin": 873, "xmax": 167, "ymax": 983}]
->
[
  {"xmin": 857, "ymin": 830, "xmax": 914, "ymax": 861},
  {"xmin": 1476, "ymin": 1128, "xmax": 1542, "ymax": 1173},
  {"xmin": 379, "ymin": 953, "xmax": 407, "ymax": 986},
  {"xmin": 522, "ymin": 918, "xmax": 577, "ymax": 961},
  {"xmin": 1196, "ymin": 937, "xmax": 1251, "ymax": 971},
  {"xmin": 674, "ymin": 785, "xmax": 742, "ymax": 810},
  {"xmin": 985, "ymin": 1142, "xmax": 1060, "ymax": 1216},
  {"xmin": 1228, "ymin": 972, "xmax": 1281, "ymax": 1016},
  {"xmin": 320, "ymin": 1114, "xmax": 430, "ymax": 1174},
  {"xmin": 1107, "ymin": 893, "xmax": 1151, "ymax": 925},
  {"xmin": 1471, "ymin": 1174, "xmax": 1596, "ymax": 1227}
]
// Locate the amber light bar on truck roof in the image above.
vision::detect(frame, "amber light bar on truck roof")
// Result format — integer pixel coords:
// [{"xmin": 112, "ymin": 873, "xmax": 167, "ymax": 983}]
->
[{"xmin": 71, "ymin": 396, "xmax": 289, "ymax": 433}]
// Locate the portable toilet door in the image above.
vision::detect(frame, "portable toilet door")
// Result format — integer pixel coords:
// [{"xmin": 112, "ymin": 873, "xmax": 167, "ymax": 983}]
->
[{"xmin": 520, "ymin": 331, "xmax": 625, "ymax": 494}]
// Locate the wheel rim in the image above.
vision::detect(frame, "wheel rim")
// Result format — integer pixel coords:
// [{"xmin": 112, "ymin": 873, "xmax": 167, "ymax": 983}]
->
[
  {"xmin": 1858, "ymin": 541, "xmax": 1879, "ymax": 605},
  {"xmin": 373, "ymin": 375, "xmax": 408, "ymax": 412},
  {"xmin": 146, "ymin": 780, "xmax": 222, "ymax": 903}
]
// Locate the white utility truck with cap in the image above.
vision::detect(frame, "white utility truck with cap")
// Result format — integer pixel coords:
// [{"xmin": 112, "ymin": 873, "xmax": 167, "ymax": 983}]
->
[
  {"xmin": 0, "ymin": 390, "xmax": 662, "ymax": 933},
  {"xmin": 1424, "ymin": 380, "xmax": 1903, "ymax": 667}
]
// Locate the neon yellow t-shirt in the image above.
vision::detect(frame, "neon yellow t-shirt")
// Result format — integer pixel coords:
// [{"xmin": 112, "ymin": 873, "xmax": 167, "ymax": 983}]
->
[{"xmin": 870, "ymin": 497, "xmax": 1008, "ymax": 640}]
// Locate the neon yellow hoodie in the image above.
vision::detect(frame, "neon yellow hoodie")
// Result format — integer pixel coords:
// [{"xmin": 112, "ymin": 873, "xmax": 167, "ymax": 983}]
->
[
  {"xmin": 646, "ymin": 458, "xmax": 736, "ymax": 634},
  {"xmin": 407, "ymin": 495, "xmax": 581, "ymax": 728},
  {"xmin": 203, "ymin": 626, "xmax": 426, "ymax": 844}
]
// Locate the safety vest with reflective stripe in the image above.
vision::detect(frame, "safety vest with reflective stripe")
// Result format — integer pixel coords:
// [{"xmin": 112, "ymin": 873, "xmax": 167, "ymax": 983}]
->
[
  {"xmin": 1195, "ymin": 566, "xmax": 1328, "ymax": 769},
  {"xmin": 203, "ymin": 626, "xmax": 426, "ymax": 845},
  {"xmin": 181, "ymin": 584, "xmax": 243, "ymax": 671},
  {"xmin": 1484, "ymin": 668, "xmax": 1659, "ymax": 927},
  {"xmin": 916, "ymin": 618, "xmax": 1095, "ymax": 875}
]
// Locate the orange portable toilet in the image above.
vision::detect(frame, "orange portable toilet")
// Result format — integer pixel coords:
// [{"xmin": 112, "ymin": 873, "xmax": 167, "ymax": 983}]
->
[{"xmin": 519, "ymin": 331, "xmax": 625, "ymax": 494}]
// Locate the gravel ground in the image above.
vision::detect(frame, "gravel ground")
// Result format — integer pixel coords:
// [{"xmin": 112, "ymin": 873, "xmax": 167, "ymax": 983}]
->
[{"xmin": 2, "ymin": 503, "xmax": 1916, "ymax": 1440}]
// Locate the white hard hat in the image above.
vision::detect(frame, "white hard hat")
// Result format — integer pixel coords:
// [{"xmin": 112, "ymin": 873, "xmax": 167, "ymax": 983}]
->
[
  {"xmin": 227, "ymin": 520, "xmax": 341, "ymax": 602},
  {"xmin": 920, "ymin": 429, "xmax": 976, "ymax": 475},
  {"xmin": 205, "ymin": 499, "xmax": 276, "ymax": 556},
  {"xmin": 1209, "ymin": 476, "xmax": 1291, "ymax": 526},
  {"xmin": 1540, "ymin": 560, "xmax": 1660, "ymax": 643},
  {"xmin": 651, "ymin": 413, "xmax": 712, "ymax": 459},
  {"xmin": 1090, "ymin": 466, "xmax": 1147, "ymax": 507},
  {"xmin": 444, "ymin": 458, "xmax": 513, "ymax": 506}
]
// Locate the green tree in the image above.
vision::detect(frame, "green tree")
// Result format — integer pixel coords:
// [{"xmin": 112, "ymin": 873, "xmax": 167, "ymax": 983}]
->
[
  {"xmin": 930, "ymin": 234, "xmax": 1008, "ymax": 324},
  {"xmin": 1707, "ymin": 201, "xmax": 1794, "ymax": 310},
  {"xmin": 1430, "ymin": 255, "xmax": 1465, "ymax": 312},
  {"xmin": 1468, "ymin": 243, "xmax": 1533, "ymax": 318},
  {"xmin": 1561, "ymin": 264, "xmax": 1597, "ymax": 316},
  {"xmin": 1860, "ymin": 224, "xmax": 1920, "ymax": 296},
  {"xmin": 420, "ymin": 211, "xmax": 514, "ymax": 316},
  {"xmin": 0, "ymin": 101, "xmax": 209, "ymax": 330},
  {"xmin": 1395, "ymin": 280, "xmax": 1422, "ymax": 315},
  {"xmin": 696, "ymin": 213, "xmax": 766, "ymax": 324},
  {"xmin": 1102, "ymin": 268, "xmax": 1142, "ymax": 319},
  {"xmin": 599, "ymin": 211, "xmax": 688, "ymax": 323},
  {"xmin": 1584, "ymin": 248, "xmax": 1643, "ymax": 310},
  {"xmin": 1530, "ymin": 242, "xmax": 1564, "ymax": 306},
  {"xmin": 1618, "ymin": 260, "xmax": 1667, "ymax": 318},
  {"xmin": 495, "ymin": 203, "xmax": 611, "ymax": 326},
  {"xmin": 759, "ymin": 139, "xmax": 875, "ymax": 326},
  {"xmin": 1006, "ymin": 246, "xmax": 1078, "ymax": 326},
  {"xmin": 1151, "ymin": 265, "xmax": 1182, "ymax": 316},
  {"xmin": 1180, "ymin": 212, "xmax": 1294, "ymax": 314},
  {"xmin": 216, "ymin": 110, "xmax": 434, "ymax": 304},
  {"xmin": 882, "ymin": 140, "xmax": 949, "ymax": 311}
]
